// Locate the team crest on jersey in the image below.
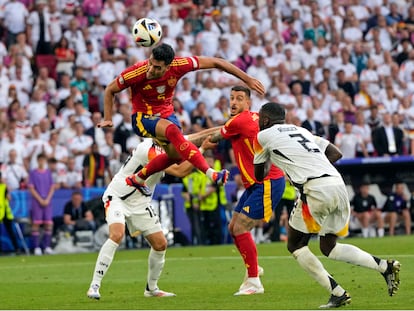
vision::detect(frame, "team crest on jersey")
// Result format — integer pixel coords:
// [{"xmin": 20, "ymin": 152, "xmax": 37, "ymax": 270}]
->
[
  {"xmin": 156, "ymin": 85, "xmax": 166, "ymax": 93},
  {"xmin": 118, "ymin": 76, "xmax": 125, "ymax": 85},
  {"xmin": 168, "ymin": 76, "xmax": 177, "ymax": 87},
  {"xmin": 143, "ymin": 84, "xmax": 152, "ymax": 90}
]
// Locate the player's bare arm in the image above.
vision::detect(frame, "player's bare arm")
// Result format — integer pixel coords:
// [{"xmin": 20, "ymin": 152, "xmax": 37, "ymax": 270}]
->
[
  {"xmin": 97, "ymin": 79, "xmax": 122, "ymax": 128},
  {"xmin": 209, "ymin": 131, "xmax": 223, "ymax": 144},
  {"xmin": 188, "ymin": 126, "xmax": 222, "ymax": 146},
  {"xmin": 197, "ymin": 56, "xmax": 266, "ymax": 95},
  {"xmin": 325, "ymin": 143, "xmax": 343, "ymax": 163}
]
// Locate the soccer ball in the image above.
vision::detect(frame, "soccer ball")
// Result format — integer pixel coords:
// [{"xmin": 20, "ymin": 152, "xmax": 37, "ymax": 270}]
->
[{"xmin": 131, "ymin": 17, "xmax": 162, "ymax": 47}]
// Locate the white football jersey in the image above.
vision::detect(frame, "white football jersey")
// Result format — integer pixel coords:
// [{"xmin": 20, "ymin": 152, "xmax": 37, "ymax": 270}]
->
[
  {"xmin": 104, "ymin": 139, "xmax": 164, "ymax": 202},
  {"xmin": 254, "ymin": 124, "xmax": 340, "ymax": 185}
]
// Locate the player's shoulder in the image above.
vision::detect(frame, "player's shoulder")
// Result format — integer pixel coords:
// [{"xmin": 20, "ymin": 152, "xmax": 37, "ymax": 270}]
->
[{"xmin": 170, "ymin": 56, "xmax": 199, "ymax": 69}]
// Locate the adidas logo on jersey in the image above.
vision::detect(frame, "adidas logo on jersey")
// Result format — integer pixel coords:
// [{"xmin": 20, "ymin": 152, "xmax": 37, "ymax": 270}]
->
[
  {"xmin": 143, "ymin": 84, "xmax": 152, "ymax": 90},
  {"xmin": 243, "ymin": 206, "xmax": 250, "ymax": 213}
]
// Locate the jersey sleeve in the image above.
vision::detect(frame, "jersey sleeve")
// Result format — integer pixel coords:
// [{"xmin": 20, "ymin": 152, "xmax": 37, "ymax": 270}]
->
[
  {"xmin": 253, "ymin": 133, "xmax": 269, "ymax": 165},
  {"xmin": 221, "ymin": 115, "xmax": 242, "ymax": 139},
  {"xmin": 314, "ymin": 135, "xmax": 330, "ymax": 152}
]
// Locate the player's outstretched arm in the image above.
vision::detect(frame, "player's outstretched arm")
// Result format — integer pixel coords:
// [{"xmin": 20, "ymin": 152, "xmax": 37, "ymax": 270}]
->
[
  {"xmin": 197, "ymin": 56, "xmax": 265, "ymax": 95},
  {"xmin": 185, "ymin": 126, "xmax": 222, "ymax": 147},
  {"xmin": 97, "ymin": 79, "xmax": 122, "ymax": 128}
]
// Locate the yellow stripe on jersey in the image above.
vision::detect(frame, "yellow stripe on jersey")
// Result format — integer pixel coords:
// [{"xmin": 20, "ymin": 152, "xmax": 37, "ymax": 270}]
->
[
  {"xmin": 171, "ymin": 59, "xmax": 190, "ymax": 66},
  {"xmin": 263, "ymin": 180, "xmax": 273, "ymax": 222},
  {"xmin": 243, "ymin": 138, "xmax": 255, "ymax": 155},
  {"xmin": 237, "ymin": 153, "xmax": 255, "ymax": 186},
  {"xmin": 124, "ymin": 66, "xmax": 147, "ymax": 81}
]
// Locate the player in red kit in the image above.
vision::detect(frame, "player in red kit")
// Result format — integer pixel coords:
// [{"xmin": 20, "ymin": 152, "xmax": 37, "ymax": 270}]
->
[
  {"xmin": 210, "ymin": 86, "xmax": 285, "ymax": 295},
  {"xmin": 98, "ymin": 43, "xmax": 265, "ymax": 196}
]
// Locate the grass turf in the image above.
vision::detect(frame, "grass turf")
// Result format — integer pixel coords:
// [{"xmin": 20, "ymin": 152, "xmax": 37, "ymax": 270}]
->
[{"xmin": 0, "ymin": 235, "xmax": 413, "ymax": 310}]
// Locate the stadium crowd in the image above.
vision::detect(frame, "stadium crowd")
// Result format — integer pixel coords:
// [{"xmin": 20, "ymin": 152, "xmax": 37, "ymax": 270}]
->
[{"xmin": 0, "ymin": 0, "xmax": 414, "ymax": 247}]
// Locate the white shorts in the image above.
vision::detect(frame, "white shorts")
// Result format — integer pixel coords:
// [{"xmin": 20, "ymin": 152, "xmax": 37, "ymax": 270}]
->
[
  {"xmin": 289, "ymin": 176, "xmax": 350, "ymax": 237},
  {"xmin": 104, "ymin": 194, "xmax": 162, "ymax": 237}
]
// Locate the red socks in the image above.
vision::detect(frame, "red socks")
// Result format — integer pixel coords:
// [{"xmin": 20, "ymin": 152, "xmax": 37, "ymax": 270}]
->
[
  {"xmin": 234, "ymin": 232, "xmax": 258, "ymax": 277},
  {"xmin": 164, "ymin": 124, "xmax": 210, "ymax": 173},
  {"xmin": 137, "ymin": 153, "xmax": 178, "ymax": 179},
  {"xmin": 137, "ymin": 124, "xmax": 210, "ymax": 180}
]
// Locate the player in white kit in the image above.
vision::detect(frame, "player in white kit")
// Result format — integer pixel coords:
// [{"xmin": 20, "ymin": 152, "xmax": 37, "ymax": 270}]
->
[
  {"xmin": 253, "ymin": 102, "xmax": 401, "ymax": 308},
  {"xmin": 87, "ymin": 128, "xmax": 218, "ymax": 300}
]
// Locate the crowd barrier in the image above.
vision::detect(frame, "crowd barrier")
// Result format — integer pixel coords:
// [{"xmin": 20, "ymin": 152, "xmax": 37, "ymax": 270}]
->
[{"xmin": 0, "ymin": 182, "xmax": 237, "ymax": 252}]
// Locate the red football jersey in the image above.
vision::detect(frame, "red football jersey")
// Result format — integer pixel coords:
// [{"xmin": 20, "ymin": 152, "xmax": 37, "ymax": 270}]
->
[
  {"xmin": 116, "ymin": 56, "xmax": 199, "ymax": 117},
  {"xmin": 221, "ymin": 110, "xmax": 284, "ymax": 189}
]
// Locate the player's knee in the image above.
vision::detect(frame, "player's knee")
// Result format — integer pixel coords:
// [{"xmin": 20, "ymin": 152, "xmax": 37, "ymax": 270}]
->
[
  {"xmin": 151, "ymin": 238, "xmax": 167, "ymax": 251},
  {"xmin": 319, "ymin": 244, "xmax": 334, "ymax": 257},
  {"xmin": 109, "ymin": 231, "xmax": 124, "ymax": 244},
  {"xmin": 319, "ymin": 236, "xmax": 336, "ymax": 257},
  {"xmin": 165, "ymin": 124, "xmax": 183, "ymax": 141}
]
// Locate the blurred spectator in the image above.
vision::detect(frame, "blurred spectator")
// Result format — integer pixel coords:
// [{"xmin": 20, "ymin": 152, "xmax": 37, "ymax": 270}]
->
[
  {"xmin": 54, "ymin": 36, "xmax": 75, "ymax": 77},
  {"xmin": 113, "ymin": 104, "xmax": 134, "ymax": 158},
  {"xmin": 63, "ymin": 17, "xmax": 86, "ymax": 55},
  {"xmin": 382, "ymin": 182, "xmax": 412, "ymax": 236},
  {"xmin": 48, "ymin": 0, "xmax": 63, "ymax": 44},
  {"xmin": 27, "ymin": 0, "xmax": 53, "ymax": 55},
  {"xmin": 61, "ymin": 157, "xmax": 83, "ymax": 189},
  {"xmin": 28, "ymin": 153, "xmax": 56, "ymax": 256},
  {"xmin": 71, "ymin": 68, "xmax": 89, "ymax": 110},
  {"xmin": 353, "ymin": 111, "xmax": 375, "ymax": 157},
  {"xmin": 48, "ymin": 131, "xmax": 69, "ymax": 166},
  {"xmin": 1, "ymin": 149, "xmax": 29, "ymax": 192},
  {"xmin": 335, "ymin": 120, "xmax": 368, "ymax": 159},
  {"xmin": 366, "ymin": 104, "xmax": 382, "ymax": 131},
  {"xmin": 62, "ymin": 191, "xmax": 96, "ymax": 236},
  {"xmin": 76, "ymin": 40, "xmax": 101, "ymax": 82},
  {"xmin": 0, "ymin": 127, "xmax": 27, "ymax": 167},
  {"xmin": 190, "ymin": 101, "xmax": 214, "ymax": 133},
  {"xmin": 351, "ymin": 182, "xmax": 384, "ymax": 238},
  {"xmin": 301, "ymin": 107, "xmax": 325, "ymax": 137},
  {"xmin": 234, "ymin": 42, "xmax": 255, "ymax": 72},
  {"xmin": 372, "ymin": 112, "xmax": 404, "ymax": 156},
  {"xmin": 82, "ymin": 142, "xmax": 112, "ymax": 188},
  {"xmin": 173, "ymin": 97, "xmax": 191, "ymax": 134},
  {"xmin": 99, "ymin": 130, "xmax": 121, "ymax": 175},
  {"xmin": 47, "ymin": 157, "xmax": 66, "ymax": 189},
  {"xmin": 26, "ymin": 124, "xmax": 52, "ymax": 170},
  {"xmin": 2, "ymin": 0, "xmax": 29, "ymax": 48},
  {"xmin": 68, "ymin": 121, "xmax": 93, "ymax": 170}
]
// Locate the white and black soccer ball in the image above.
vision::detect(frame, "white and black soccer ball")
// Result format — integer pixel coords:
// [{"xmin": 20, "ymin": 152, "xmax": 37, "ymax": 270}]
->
[{"xmin": 131, "ymin": 17, "xmax": 162, "ymax": 47}]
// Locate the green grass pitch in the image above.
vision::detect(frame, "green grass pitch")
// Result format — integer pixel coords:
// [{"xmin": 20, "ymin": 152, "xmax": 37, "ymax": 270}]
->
[{"xmin": 1, "ymin": 235, "xmax": 413, "ymax": 310}]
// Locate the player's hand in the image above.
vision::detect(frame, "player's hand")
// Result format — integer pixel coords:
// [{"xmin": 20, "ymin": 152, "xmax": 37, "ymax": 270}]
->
[
  {"xmin": 97, "ymin": 120, "xmax": 113, "ymax": 128},
  {"xmin": 246, "ymin": 77, "xmax": 266, "ymax": 95},
  {"xmin": 202, "ymin": 135, "xmax": 217, "ymax": 150}
]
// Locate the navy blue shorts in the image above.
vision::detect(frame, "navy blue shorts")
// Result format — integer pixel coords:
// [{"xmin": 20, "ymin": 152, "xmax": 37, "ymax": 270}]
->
[
  {"xmin": 234, "ymin": 177, "xmax": 285, "ymax": 222},
  {"xmin": 131, "ymin": 112, "xmax": 181, "ymax": 140}
]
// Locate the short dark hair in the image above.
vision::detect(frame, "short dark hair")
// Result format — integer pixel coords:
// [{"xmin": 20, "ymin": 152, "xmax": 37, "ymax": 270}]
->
[
  {"xmin": 152, "ymin": 43, "xmax": 175, "ymax": 65},
  {"xmin": 231, "ymin": 85, "xmax": 251, "ymax": 98},
  {"xmin": 260, "ymin": 102, "xmax": 286, "ymax": 122}
]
